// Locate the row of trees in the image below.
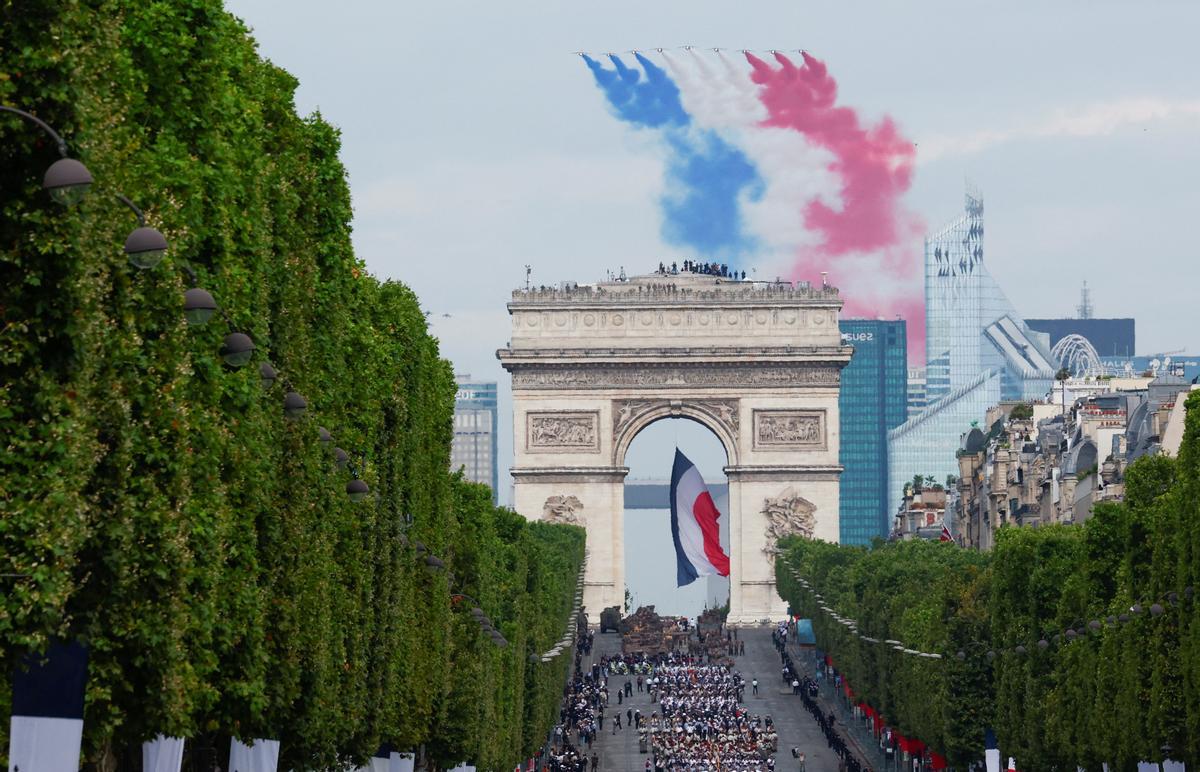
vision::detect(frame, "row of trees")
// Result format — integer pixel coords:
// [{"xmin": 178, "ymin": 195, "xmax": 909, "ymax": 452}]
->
[
  {"xmin": 777, "ymin": 391, "xmax": 1200, "ymax": 770},
  {"xmin": 0, "ymin": 1, "xmax": 584, "ymax": 769}
]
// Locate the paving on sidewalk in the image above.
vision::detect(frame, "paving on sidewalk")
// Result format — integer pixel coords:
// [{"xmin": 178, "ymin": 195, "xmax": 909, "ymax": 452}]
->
[{"xmin": 786, "ymin": 636, "xmax": 890, "ymax": 772}]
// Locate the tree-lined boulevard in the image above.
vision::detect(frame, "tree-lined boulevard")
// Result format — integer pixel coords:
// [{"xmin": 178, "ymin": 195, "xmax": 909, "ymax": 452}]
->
[{"xmin": 3, "ymin": 1, "xmax": 1200, "ymax": 771}]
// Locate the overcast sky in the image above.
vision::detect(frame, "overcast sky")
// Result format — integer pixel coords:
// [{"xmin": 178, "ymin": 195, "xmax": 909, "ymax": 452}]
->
[{"xmin": 226, "ymin": 0, "xmax": 1200, "ymax": 501}]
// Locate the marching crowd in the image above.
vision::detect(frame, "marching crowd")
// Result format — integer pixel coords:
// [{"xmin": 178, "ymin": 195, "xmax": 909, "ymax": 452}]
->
[
  {"xmin": 540, "ymin": 622, "xmax": 872, "ymax": 772},
  {"xmin": 644, "ymin": 655, "xmax": 777, "ymax": 771},
  {"xmin": 543, "ymin": 643, "xmax": 780, "ymax": 771}
]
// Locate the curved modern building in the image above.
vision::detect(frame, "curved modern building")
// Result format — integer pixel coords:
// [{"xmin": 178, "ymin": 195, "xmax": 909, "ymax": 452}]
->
[{"xmin": 888, "ymin": 191, "xmax": 1056, "ymax": 512}]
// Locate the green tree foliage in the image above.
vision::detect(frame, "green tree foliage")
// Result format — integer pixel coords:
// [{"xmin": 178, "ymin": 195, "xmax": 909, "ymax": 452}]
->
[
  {"xmin": 777, "ymin": 391, "xmax": 1200, "ymax": 769},
  {"xmin": 777, "ymin": 539, "xmax": 991, "ymax": 767},
  {"xmin": 1009, "ymin": 403, "xmax": 1034, "ymax": 420},
  {"xmin": 0, "ymin": 1, "xmax": 584, "ymax": 768}
]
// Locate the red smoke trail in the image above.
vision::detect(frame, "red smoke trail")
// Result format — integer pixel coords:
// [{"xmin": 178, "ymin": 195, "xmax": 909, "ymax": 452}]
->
[{"xmin": 746, "ymin": 52, "xmax": 924, "ymax": 361}]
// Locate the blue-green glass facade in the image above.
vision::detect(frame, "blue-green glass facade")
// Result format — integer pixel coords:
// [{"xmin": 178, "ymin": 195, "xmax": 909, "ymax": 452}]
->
[
  {"xmin": 453, "ymin": 377, "xmax": 499, "ymax": 504},
  {"xmin": 839, "ymin": 319, "xmax": 908, "ymax": 545}
]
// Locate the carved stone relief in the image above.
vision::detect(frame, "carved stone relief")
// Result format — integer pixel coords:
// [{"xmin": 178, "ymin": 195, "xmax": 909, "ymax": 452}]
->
[
  {"xmin": 753, "ymin": 409, "xmax": 826, "ymax": 450},
  {"xmin": 526, "ymin": 411, "xmax": 600, "ymax": 452},
  {"xmin": 612, "ymin": 400, "xmax": 660, "ymax": 440},
  {"xmin": 613, "ymin": 398, "xmax": 740, "ymax": 448},
  {"xmin": 762, "ymin": 488, "xmax": 817, "ymax": 557},
  {"xmin": 512, "ymin": 364, "xmax": 839, "ymax": 390},
  {"xmin": 543, "ymin": 495, "xmax": 584, "ymax": 525}
]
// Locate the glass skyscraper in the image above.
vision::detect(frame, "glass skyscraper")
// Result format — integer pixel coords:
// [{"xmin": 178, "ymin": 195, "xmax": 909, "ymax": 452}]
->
[
  {"xmin": 451, "ymin": 375, "xmax": 499, "ymax": 503},
  {"xmin": 887, "ymin": 191, "xmax": 1056, "ymax": 513},
  {"xmin": 839, "ymin": 319, "xmax": 908, "ymax": 545},
  {"xmin": 924, "ymin": 191, "xmax": 1054, "ymax": 404}
]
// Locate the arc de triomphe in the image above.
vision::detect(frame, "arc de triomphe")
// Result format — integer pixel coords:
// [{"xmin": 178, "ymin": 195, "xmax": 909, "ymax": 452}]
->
[{"xmin": 497, "ymin": 272, "xmax": 850, "ymax": 624}]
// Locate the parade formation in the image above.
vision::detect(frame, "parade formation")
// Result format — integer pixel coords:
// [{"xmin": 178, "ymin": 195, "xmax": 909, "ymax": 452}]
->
[
  {"xmin": 547, "ymin": 648, "xmax": 778, "ymax": 771},
  {"xmin": 645, "ymin": 657, "xmax": 778, "ymax": 770},
  {"xmin": 543, "ymin": 609, "xmax": 804, "ymax": 772}
]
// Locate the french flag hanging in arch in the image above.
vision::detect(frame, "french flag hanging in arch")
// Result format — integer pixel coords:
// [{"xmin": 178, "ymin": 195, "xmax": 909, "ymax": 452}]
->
[{"xmin": 669, "ymin": 448, "xmax": 730, "ymax": 586}]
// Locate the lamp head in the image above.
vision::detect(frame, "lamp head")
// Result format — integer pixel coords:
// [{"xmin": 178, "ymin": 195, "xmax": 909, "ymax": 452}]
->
[
  {"xmin": 183, "ymin": 288, "xmax": 217, "ymax": 326},
  {"xmin": 125, "ymin": 226, "xmax": 168, "ymax": 269},
  {"xmin": 259, "ymin": 361, "xmax": 277, "ymax": 389},
  {"xmin": 221, "ymin": 332, "xmax": 255, "ymax": 367},
  {"xmin": 43, "ymin": 158, "xmax": 92, "ymax": 206},
  {"xmin": 283, "ymin": 391, "xmax": 307, "ymax": 419},
  {"xmin": 346, "ymin": 478, "xmax": 369, "ymax": 502}
]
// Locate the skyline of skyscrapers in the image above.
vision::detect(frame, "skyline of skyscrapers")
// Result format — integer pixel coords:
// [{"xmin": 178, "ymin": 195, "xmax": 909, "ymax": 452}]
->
[
  {"xmin": 451, "ymin": 374, "xmax": 498, "ymax": 503},
  {"xmin": 888, "ymin": 191, "xmax": 1057, "ymax": 513},
  {"xmin": 838, "ymin": 319, "xmax": 909, "ymax": 545}
]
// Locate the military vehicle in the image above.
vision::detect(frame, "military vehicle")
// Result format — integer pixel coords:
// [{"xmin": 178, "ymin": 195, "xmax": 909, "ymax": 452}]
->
[{"xmin": 599, "ymin": 605, "xmax": 622, "ymax": 633}]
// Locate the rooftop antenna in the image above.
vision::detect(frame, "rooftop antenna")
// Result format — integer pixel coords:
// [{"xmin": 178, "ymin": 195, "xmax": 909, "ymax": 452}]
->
[
  {"xmin": 524, "ymin": 264, "xmax": 531, "ymax": 291},
  {"xmin": 821, "ymin": 271, "xmax": 828, "ymax": 288},
  {"xmin": 1076, "ymin": 280, "xmax": 1093, "ymax": 319}
]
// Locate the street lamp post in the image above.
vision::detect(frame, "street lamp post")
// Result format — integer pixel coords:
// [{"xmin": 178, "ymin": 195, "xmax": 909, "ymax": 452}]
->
[
  {"xmin": 451, "ymin": 593, "xmax": 507, "ymax": 647},
  {"xmin": 1, "ymin": 105, "xmax": 93, "ymax": 205},
  {"xmin": 6, "ymin": 99, "xmax": 394, "ymax": 568}
]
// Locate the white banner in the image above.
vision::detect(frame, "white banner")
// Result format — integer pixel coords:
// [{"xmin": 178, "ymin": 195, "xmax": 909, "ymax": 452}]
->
[
  {"xmin": 352, "ymin": 758, "xmax": 389, "ymax": 772},
  {"xmin": 391, "ymin": 752, "xmax": 415, "ymax": 772},
  {"xmin": 143, "ymin": 735, "xmax": 185, "ymax": 772},
  {"xmin": 229, "ymin": 737, "xmax": 280, "ymax": 772},
  {"xmin": 7, "ymin": 716, "xmax": 84, "ymax": 772}
]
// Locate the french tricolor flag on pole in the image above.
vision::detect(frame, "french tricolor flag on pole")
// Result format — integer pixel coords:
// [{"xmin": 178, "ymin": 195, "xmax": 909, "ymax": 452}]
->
[
  {"xmin": 8, "ymin": 640, "xmax": 88, "ymax": 772},
  {"xmin": 669, "ymin": 449, "xmax": 730, "ymax": 587},
  {"xmin": 984, "ymin": 728, "xmax": 1000, "ymax": 772}
]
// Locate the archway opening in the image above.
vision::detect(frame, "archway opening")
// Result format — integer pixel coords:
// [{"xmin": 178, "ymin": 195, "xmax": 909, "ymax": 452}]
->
[{"xmin": 622, "ymin": 417, "xmax": 730, "ymax": 618}]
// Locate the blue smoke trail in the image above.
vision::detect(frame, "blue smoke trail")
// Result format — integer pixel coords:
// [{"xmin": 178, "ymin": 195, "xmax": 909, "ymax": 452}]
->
[{"xmin": 582, "ymin": 53, "xmax": 762, "ymax": 264}]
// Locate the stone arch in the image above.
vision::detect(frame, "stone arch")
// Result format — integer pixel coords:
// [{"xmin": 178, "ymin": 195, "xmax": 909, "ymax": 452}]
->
[
  {"xmin": 620, "ymin": 414, "xmax": 733, "ymax": 614},
  {"xmin": 611, "ymin": 398, "xmax": 740, "ymax": 469},
  {"xmin": 498, "ymin": 271, "xmax": 850, "ymax": 623}
]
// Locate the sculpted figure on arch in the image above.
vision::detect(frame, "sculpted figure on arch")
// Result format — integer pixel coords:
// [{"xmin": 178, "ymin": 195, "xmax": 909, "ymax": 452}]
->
[{"xmin": 762, "ymin": 488, "xmax": 817, "ymax": 556}]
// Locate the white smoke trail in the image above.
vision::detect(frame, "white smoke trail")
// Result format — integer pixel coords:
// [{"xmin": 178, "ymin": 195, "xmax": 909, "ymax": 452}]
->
[
  {"xmin": 712, "ymin": 51, "xmax": 767, "ymax": 123},
  {"xmin": 651, "ymin": 50, "xmax": 847, "ymax": 280}
]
